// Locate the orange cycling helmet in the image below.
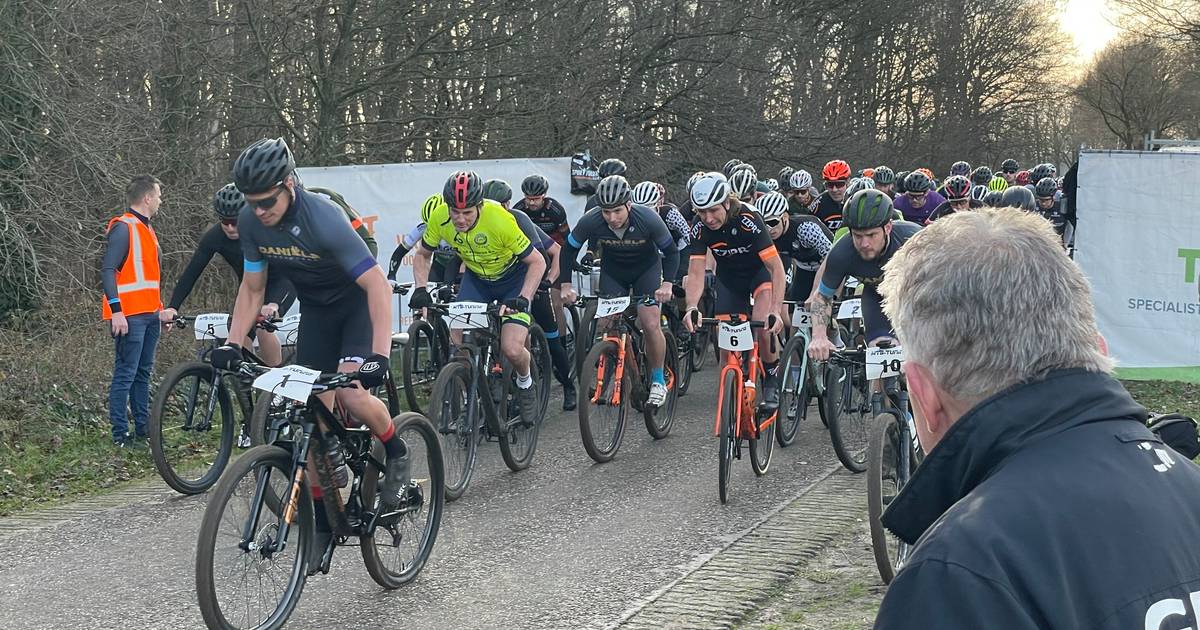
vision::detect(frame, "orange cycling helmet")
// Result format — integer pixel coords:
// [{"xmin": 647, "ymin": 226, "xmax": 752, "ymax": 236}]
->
[
  {"xmin": 822, "ymin": 159, "xmax": 851, "ymax": 182},
  {"xmin": 916, "ymin": 167, "xmax": 935, "ymax": 181},
  {"xmin": 861, "ymin": 167, "xmax": 875, "ymax": 179}
]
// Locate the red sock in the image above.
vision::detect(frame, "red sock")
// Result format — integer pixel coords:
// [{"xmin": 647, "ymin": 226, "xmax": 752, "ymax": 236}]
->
[
  {"xmin": 309, "ymin": 484, "xmax": 323, "ymax": 500},
  {"xmin": 376, "ymin": 423, "xmax": 395, "ymax": 443}
]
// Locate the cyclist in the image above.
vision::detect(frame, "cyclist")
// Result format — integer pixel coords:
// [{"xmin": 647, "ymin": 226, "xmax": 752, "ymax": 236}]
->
[
  {"xmin": 845, "ymin": 177, "xmax": 875, "ymax": 198},
  {"xmin": 1000, "ymin": 185, "xmax": 1037, "ymax": 212},
  {"xmin": 729, "ymin": 168, "xmax": 759, "ymax": 207},
  {"xmin": 893, "ymin": 170, "xmax": 911, "ymax": 196},
  {"xmin": 999, "ymin": 158, "xmax": 1020, "ymax": 184},
  {"xmin": 988, "ymin": 175, "xmax": 1009, "ymax": 194},
  {"xmin": 815, "ymin": 160, "xmax": 852, "ymax": 232},
  {"xmin": 559, "ymin": 175, "xmax": 680, "ymax": 406},
  {"xmin": 1015, "ymin": 170, "xmax": 1031, "ymax": 187},
  {"xmin": 787, "ymin": 169, "xmax": 820, "ymax": 216},
  {"xmin": 409, "ymin": 171, "xmax": 547, "ymax": 423},
  {"xmin": 983, "ymin": 189, "xmax": 1005, "ymax": 206},
  {"xmin": 586, "ymin": 158, "xmax": 628, "ymax": 210},
  {"xmin": 938, "ymin": 161, "xmax": 972, "ymax": 196},
  {"xmin": 807, "ymin": 189, "xmax": 921, "ymax": 361},
  {"xmin": 162, "ymin": 184, "xmax": 295, "ymax": 370},
  {"xmin": 1028, "ymin": 163, "xmax": 1057, "ymax": 194},
  {"xmin": 484, "ymin": 178, "xmax": 577, "ymax": 410},
  {"xmin": 386, "ymin": 194, "xmax": 462, "ymax": 286},
  {"xmin": 682, "ymin": 173, "xmax": 786, "ymax": 408},
  {"xmin": 759, "ymin": 191, "xmax": 832, "ymax": 320},
  {"xmin": 926, "ymin": 175, "xmax": 982, "ymax": 223},
  {"xmin": 894, "ymin": 170, "xmax": 945, "ymax": 225},
  {"xmin": 872, "ymin": 166, "xmax": 897, "ymax": 197},
  {"xmin": 722, "ymin": 159, "xmax": 744, "ymax": 177},
  {"xmin": 1034, "ymin": 177, "xmax": 1070, "ymax": 244},
  {"xmin": 513, "ymin": 174, "xmax": 570, "ymax": 247},
  {"xmin": 211, "ymin": 138, "xmax": 410, "ymax": 571}
]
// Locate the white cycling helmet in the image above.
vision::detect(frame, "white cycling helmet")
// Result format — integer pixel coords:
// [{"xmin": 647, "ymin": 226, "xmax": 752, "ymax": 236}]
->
[
  {"xmin": 632, "ymin": 181, "xmax": 661, "ymax": 206},
  {"xmin": 757, "ymin": 191, "xmax": 789, "ymax": 221},
  {"xmin": 686, "ymin": 170, "xmax": 705, "ymax": 193},
  {"xmin": 845, "ymin": 177, "xmax": 875, "ymax": 197},
  {"xmin": 789, "ymin": 169, "xmax": 813, "ymax": 191},
  {"xmin": 765, "ymin": 178, "xmax": 779, "ymax": 191},
  {"xmin": 971, "ymin": 184, "xmax": 989, "ymax": 201},
  {"xmin": 690, "ymin": 172, "xmax": 731, "ymax": 209},
  {"xmin": 729, "ymin": 168, "xmax": 757, "ymax": 201}
]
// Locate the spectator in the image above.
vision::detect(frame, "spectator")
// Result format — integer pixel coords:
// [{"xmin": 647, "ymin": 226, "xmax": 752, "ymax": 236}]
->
[
  {"xmin": 102, "ymin": 175, "xmax": 167, "ymax": 448},
  {"xmin": 874, "ymin": 207, "xmax": 1200, "ymax": 629}
]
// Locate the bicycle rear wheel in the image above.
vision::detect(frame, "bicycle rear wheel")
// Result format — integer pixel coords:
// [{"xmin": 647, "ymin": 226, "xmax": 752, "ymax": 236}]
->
[
  {"xmin": 775, "ymin": 335, "xmax": 811, "ymax": 447},
  {"xmin": 149, "ymin": 361, "xmax": 235, "ymax": 495},
  {"xmin": 827, "ymin": 361, "xmax": 870, "ymax": 473},
  {"xmin": 578, "ymin": 340, "xmax": 628, "ymax": 463},
  {"xmin": 717, "ymin": 368, "xmax": 739, "ymax": 504},
  {"xmin": 527, "ymin": 324, "xmax": 552, "ymax": 419},
  {"xmin": 643, "ymin": 334, "xmax": 679, "ymax": 439},
  {"xmin": 428, "ymin": 361, "xmax": 479, "ymax": 501},
  {"xmin": 360, "ymin": 412, "xmax": 446, "ymax": 588},
  {"xmin": 402, "ymin": 319, "xmax": 444, "ymax": 415},
  {"xmin": 497, "ymin": 348, "xmax": 542, "ymax": 472},
  {"xmin": 868, "ymin": 412, "xmax": 914, "ymax": 583},
  {"xmin": 196, "ymin": 445, "xmax": 309, "ymax": 630}
]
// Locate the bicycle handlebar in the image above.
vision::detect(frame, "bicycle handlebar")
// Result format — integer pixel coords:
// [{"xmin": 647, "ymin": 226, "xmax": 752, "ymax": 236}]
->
[
  {"xmin": 171, "ymin": 314, "xmax": 283, "ymax": 333},
  {"xmin": 234, "ymin": 362, "xmax": 362, "ymax": 392}
]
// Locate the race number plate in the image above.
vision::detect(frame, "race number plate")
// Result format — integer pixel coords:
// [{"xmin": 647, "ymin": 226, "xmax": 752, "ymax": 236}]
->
[
  {"xmin": 836, "ymin": 299, "xmax": 862, "ymax": 320},
  {"xmin": 846, "ymin": 276, "xmax": 861, "ymax": 289},
  {"xmin": 718, "ymin": 322, "xmax": 753, "ymax": 351},
  {"xmin": 252, "ymin": 365, "xmax": 321, "ymax": 402},
  {"xmin": 866, "ymin": 346, "xmax": 906, "ymax": 380},
  {"xmin": 791, "ymin": 307, "xmax": 812, "ymax": 332},
  {"xmin": 448, "ymin": 301, "xmax": 490, "ymax": 329},
  {"xmin": 595, "ymin": 296, "xmax": 631, "ymax": 318},
  {"xmin": 194, "ymin": 313, "xmax": 230, "ymax": 340}
]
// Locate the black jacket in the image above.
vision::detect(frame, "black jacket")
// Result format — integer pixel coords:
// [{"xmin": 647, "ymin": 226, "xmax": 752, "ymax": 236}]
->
[{"xmin": 875, "ymin": 369, "xmax": 1200, "ymax": 629}]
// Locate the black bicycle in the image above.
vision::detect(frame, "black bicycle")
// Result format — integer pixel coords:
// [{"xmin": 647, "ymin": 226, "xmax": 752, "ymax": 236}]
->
[
  {"xmin": 399, "ymin": 283, "xmax": 453, "ymax": 415},
  {"xmin": 821, "ymin": 342, "xmax": 873, "ymax": 473},
  {"xmin": 426, "ymin": 299, "xmax": 548, "ymax": 501},
  {"xmin": 775, "ymin": 300, "xmax": 816, "ymax": 447},
  {"xmin": 148, "ymin": 314, "xmax": 281, "ymax": 495},
  {"xmin": 196, "ymin": 365, "xmax": 444, "ymax": 630}
]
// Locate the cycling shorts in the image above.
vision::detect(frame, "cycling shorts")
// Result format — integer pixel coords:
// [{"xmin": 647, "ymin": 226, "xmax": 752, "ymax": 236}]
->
[
  {"xmin": 861, "ymin": 286, "xmax": 895, "ymax": 343},
  {"xmin": 714, "ymin": 267, "xmax": 771, "ymax": 317},
  {"xmin": 598, "ymin": 260, "xmax": 662, "ymax": 301},
  {"xmin": 296, "ymin": 288, "xmax": 373, "ymax": 372},
  {"xmin": 458, "ymin": 265, "xmax": 531, "ymax": 327}
]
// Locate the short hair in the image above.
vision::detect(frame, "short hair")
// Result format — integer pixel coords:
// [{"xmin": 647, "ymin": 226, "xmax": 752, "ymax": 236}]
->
[
  {"xmin": 879, "ymin": 207, "xmax": 1111, "ymax": 403},
  {"xmin": 125, "ymin": 175, "xmax": 162, "ymax": 207}
]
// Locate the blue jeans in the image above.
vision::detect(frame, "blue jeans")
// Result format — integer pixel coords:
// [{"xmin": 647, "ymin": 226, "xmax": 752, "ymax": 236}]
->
[{"xmin": 109, "ymin": 312, "xmax": 161, "ymax": 442}]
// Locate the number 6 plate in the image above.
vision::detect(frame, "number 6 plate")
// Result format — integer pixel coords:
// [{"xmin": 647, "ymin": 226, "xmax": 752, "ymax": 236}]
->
[
  {"xmin": 718, "ymin": 322, "xmax": 753, "ymax": 351},
  {"xmin": 866, "ymin": 346, "xmax": 906, "ymax": 380}
]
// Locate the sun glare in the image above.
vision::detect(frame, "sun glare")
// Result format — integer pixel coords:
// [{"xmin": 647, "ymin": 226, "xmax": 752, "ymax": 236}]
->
[{"xmin": 1060, "ymin": 0, "xmax": 1123, "ymax": 62}]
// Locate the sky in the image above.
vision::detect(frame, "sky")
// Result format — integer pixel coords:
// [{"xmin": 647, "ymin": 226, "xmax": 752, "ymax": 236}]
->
[{"xmin": 1059, "ymin": 0, "xmax": 1125, "ymax": 62}]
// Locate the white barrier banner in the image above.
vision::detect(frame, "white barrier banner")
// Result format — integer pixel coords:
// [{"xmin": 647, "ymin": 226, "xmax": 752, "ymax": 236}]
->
[
  {"xmin": 1076, "ymin": 150, "xmax": 1200, "ymax": 369},
  {"xmin": 295, "ymin": 157, "xmax": 587, "ymax": 333}
]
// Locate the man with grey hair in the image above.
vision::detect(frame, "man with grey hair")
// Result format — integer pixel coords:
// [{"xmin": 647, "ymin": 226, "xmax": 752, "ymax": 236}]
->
[{"xmin": 872, "ymin": 207, "xmax": 1200, "ymax": 629}]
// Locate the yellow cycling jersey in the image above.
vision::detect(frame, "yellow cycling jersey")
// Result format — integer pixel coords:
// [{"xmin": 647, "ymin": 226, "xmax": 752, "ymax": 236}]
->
[{"xmin": 422, "ymin": 199, "xmax": 533, "ymax": 280}]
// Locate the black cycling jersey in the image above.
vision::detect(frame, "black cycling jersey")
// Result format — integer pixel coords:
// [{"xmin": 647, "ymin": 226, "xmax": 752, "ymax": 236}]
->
[
  {"xmin": 925, "ymin": 199, "xmax": 984, "ymax": 224},
  {"xmin": 167, "ymin": 223, "xmax": 294, "ymax": 310},
  {"xmin": 687, "ymin": 205, "xmax": 779, "ymax": 278},
  {"xmin": 512, "ymin": 197, "xmax": 569, "ymax": 246},
  {"xmin": 773, "ymin": 214, "xmax": 832, "ymax": 272},
  {"xmin": 814, "ymin": 191, "xmax": 846, "ymax": 232},
  {"xmin": 238, "ymin": 186, "xmax": 378, "ymax": 306},
  {"xmin": 817, "ymin": 221, "xmax": 921, "ymax": 294},
  {"xmin": 658, "ymin": 203, "xmax": 691, "ymax": 249},
  {"xmin": 561, "ymin": 203, "xmax": 679, "ymax": 285},
  {"xmin": 1038, "ymin": 200, "xmax": 1069, "ymax": 237},
  {"xmin": 787, "ymin": 187, "xmax": 820, "ymax": 217}
]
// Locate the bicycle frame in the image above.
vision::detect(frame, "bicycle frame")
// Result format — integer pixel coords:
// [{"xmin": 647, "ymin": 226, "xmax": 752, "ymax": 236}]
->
[
  {"xmin": 588, "ymin": 306, "xmax": 647, "ymax": 407},
  {"xmin": 713, "ymin": 338, "xmax": 773, "ymax": 441}
]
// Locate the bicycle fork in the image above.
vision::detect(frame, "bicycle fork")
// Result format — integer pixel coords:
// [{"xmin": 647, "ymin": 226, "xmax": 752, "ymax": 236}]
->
[{"xmin": 591, "ymin": 333, "xmax": 629, "ymax": 405}]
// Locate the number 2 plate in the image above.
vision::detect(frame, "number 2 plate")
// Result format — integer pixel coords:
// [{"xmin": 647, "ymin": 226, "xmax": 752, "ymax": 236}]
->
[
  {"xmin": 718, "ymin": 322, "xmax": 753, "ymax": 351},
  {"xmin": 866, "ymin": 346, "xmax": 905, "ymax": 380},
  {"xmin": 836, "ymin": 299, "xmax": 862, "ymax": 320}
]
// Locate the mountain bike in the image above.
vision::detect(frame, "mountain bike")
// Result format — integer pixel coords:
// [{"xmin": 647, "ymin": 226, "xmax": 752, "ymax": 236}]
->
[
  {"xmin": 399, "ymin": 283, "xmax": 453, "ymax": 415},
  {"xmin": 775, "ymin": 300, "xmax": 816, "ymax": 447},
  {"xmin": 577, "ymin": 295, "xmax": 679, "ymax": 463},
  {"xmin": 195, "ymin": 365, "xmax": 444, "ymax": 630},
  {"xmin": 818, "ymin": 295, "xmax": 873, "ymax": 472},
  {"xmin": 426, "ymin": 300, "xmax": 547, "ymax": 501}
]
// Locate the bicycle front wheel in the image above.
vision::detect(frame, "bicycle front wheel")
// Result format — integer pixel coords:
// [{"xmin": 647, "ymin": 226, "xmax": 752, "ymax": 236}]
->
[
  {"xmin": 643, "ymin": 334, "xmax": 679, "ymax": 439},
  {"xmin": 360, "ymin": 412, "xmax": 446, "ymax": 588},
  {"xmin": 578, "ymin": 340, "xmax": 628, "ymax": 463},
  {"xmin": 149, "ymin": 361, "xmax": 235, "ymax": 495},
  {"xmin": 497, "ymin": 350, "xmax": 542, "ymax": 472},
  {"xmin": 868, "ymin": 412, "xmax": 913, "ymax": 584},
  {"xmin": 717, "ymin": 368, "xmax": 739, "ymax": 504},
  {"xmin": 429, "ymin": 361, "xmax": 480, "ymax": 501},
  {"xmin": 827, "ymin": 362, "xmax": 870, "ymax": 473},
  {"xmin": 402, "ymin": 319, "xmax": 444, "ymax": 415},
  {"xmin": 775, "ymin": 335, "xmax": 811, "ymax": 447},
  {"xmin": 196, "ymin": 445, "xmax": 309, "ymax": 630}
]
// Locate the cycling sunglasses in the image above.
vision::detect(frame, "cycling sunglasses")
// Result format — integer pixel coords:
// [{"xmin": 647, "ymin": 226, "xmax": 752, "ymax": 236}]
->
[
  {"xmin": 825, "ymin": 181, "xmax": 847, "ymax": 189},
  {"xmin": 764, "ymin": 218, "xmax": 782, "ymax": 228},
  {"xmin": 220, "ymin": 218, "xmax": 238, "ymax": 227},
  {"xmin": 251, "ymin": 186, "xmax": 287, "ymax": 209}
]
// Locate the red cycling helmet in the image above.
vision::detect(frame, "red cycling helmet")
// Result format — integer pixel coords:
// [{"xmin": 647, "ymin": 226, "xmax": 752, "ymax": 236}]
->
[
  {"xmin": 822, "ymin": 160, "xmax": 851, "ymax": 182},
  {"xmin": 1015, "ymin": 170, "xmax": 1031, "ymax": 186}
]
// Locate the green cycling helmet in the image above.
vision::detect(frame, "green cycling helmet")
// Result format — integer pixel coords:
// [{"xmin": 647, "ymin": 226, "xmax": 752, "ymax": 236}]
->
[
  {"xmin": 987, "ymin": 176, "xmax": 1009, "ymax": 192},
  {"xmin": 842, "ymin": 189, "xmax": 895, "ymax": 230},
  {"xmin": 420, "ymin": 193, "xmax": 445, "ymax": 223}
]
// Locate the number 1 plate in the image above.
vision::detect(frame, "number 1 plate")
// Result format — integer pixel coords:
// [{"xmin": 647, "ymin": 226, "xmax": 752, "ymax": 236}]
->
[
  {"xmin": 718, "ymin": 322, "xmax": 753, "ymax": 351},
  {"xmin": 252, "ymin": 365, "xmax": 322, "ymax": 402},
  {"xmin": 866, "ymin": 346, "xmax": 905, "ymax": 380}
]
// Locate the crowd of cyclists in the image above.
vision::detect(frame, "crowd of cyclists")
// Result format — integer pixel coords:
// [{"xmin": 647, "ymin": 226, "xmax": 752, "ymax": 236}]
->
[{"xmin": 150, "ymin": 137, "xmax": 1082, "ymax": 627}]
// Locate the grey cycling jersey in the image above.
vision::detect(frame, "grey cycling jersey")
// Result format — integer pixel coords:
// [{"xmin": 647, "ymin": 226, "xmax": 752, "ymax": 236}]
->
[{"xmin": 817, "ymin": 221, "xmax": 921, "ymax": 295}]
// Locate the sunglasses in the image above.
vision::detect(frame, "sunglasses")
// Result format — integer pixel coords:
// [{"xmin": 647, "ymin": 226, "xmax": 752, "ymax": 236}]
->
[
  {"xmin": 251, "ymin": 187, "xmax": 287, "ymax": 209},
  {"xmin": 907, "ymin": 191, "xmax": 928, "ymax": 198},
  {"xmin": 220, "ymin": 218, "xmax": 238, "ymax": 227},
  {"xmin": 825, "ymin": 181, "xmax": 847, "ymax": 189},
  {"xmin": 765, "ymin": 218, "xmax": 782, "ymax": 228}
]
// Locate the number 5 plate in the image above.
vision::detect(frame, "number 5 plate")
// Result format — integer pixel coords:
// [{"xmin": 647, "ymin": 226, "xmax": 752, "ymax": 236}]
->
[
  {"xmin": 866, "ymin": 346, "xmax": 906, "ymax": 380},
  {"xmin": 836, "ymin": 298, "xmax": 862, "ymax": 320},
  {"xmin": 252, "ymin": 365, "xmax": 322, "ymax": 402},
  {"xmin": 448, "ymin": 301, "xmax": 489, "ymax": 329},
  {"xmin": 194, "ymin": 313, "xmax": 230, "ymax": 340},
  {"xmin": 595, "ymin": 296, "xmax": 630, "ymax": 318},
  {"xmin": 718, "ymin": 322, "xmax": 753, "ymax": 351}
]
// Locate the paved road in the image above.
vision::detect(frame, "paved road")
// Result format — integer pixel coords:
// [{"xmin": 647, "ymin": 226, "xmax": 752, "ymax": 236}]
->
[{"xmin": 0, "ymin": 366, "xmax": 843, "ymax": 630}]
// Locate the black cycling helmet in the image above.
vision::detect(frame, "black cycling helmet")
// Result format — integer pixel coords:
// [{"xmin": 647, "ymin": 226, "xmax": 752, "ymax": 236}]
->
[
  {"xmin": 722, "ymin": 159, "xmax": 743, "ymax": 177},
  {"xmin": 894, "ymin": 170, "xmax": 911, "ymax": 193},
  {"xmin": 1034, "ymin": 177, "xmax": 1058, "ymax": 199},
  {"xmin": 777, "ymin": 166, "xmax": 795, "ymax": 191},
  {"xmin": 943, "ymin": 175, "xmax": 972, "ymax": 201},
  {"xmin": 1029, "ymin": 163, "xmax": 1056, "ymax": 185},
  {"xmin": 1000, "ymin": 158, "xmax": 1019, "ymax": 174},
  {"xmin": 598, "ymin": 158, "xmax": 627, "ymax": 178},
  {"xmin": 949, "ymin": 161, "xmax": 972, "ymax": 177},
  {"xmin": 233, "ymin": 138, "xmax": 295, "ymax": 195},
  {"xmin": 443, "ymin": 170, "xmax": 485, "ymax": 209},
  {"xmin": 983, "ymin": 190, "xmax": 1004, "ymax": 206},
  {"xmin": 212, "ymin": 183, "xmax": 246, "ymax": 219},
  {"xmin": 843, "ymin": 189, "xmax": 895, "ymax": 230},
  {"xmin": 595, "ymin": 175, "xmax": 632, "ymax": 208},
  {"xmin": 970, "ymin": 166, "xmax": 994, "ymax": 187},
  {"xmin": 483, "ymin": 178, "xmax": 513, "ymax": 204},
  {"xmin": 1000, "ymin": 185, "xmax": 1036, "ymax": 212},
  {"xmin": 903, "ymin": 170, "xmax": 932, "ymax": 193},
  {"xmin": 521, "ymin": 174, "xmax": 549, "ymax": 196},
  {"xmin": 872, "ymin": 166, "xmax": 896, "ymax": 186}
]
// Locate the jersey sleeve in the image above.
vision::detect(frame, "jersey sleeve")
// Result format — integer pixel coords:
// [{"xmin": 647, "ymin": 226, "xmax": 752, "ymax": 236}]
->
[
  {"xmin": 167, "ymin": 224, "xmax": 222, "ymax": 310},
  {"xmin": 665, "ymin": 206, "xmax": 690, "ymax": 248},
  {"xmin": 497, "ymin": 208, "xmax": 533, "ymax": 260},
  {"xmin": 795, "ymin": 221, "xmax": 832, "ymax": 258},
  {"xmin": 402, "ymin": 222, "xmax": 426, "ymax": 249},
  {"xmin": 686, "ymin": 222, "xmax": 707, "ymax": 259},
  {"xmin": 512, "ymin": 210, "xmax": 553, "ymax": 252},
  {"xmin": 313, "ymin": 198, "xmax": 377, "ymax": 281},
  {"xmin": 237, "ymin": 204, "xmax": 266, "ymax": 272},
  {"xmin": 565, "ymin": 209, "xmax": 600, "ymax": 251},
  {"xmin": 818, "ymin": 239, "xmax": 853, "ymax": 297}
]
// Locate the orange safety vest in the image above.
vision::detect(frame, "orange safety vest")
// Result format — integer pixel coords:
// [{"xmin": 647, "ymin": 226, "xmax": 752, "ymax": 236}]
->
[{"xmin": 101, "ymin": 212, "xmax": 163, "ymax": 319}]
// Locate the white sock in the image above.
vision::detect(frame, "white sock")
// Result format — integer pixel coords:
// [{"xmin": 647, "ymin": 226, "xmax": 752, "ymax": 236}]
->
[{"xmin": 516, "ymin": 371, "xmax": 533, "ymax": 389}]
